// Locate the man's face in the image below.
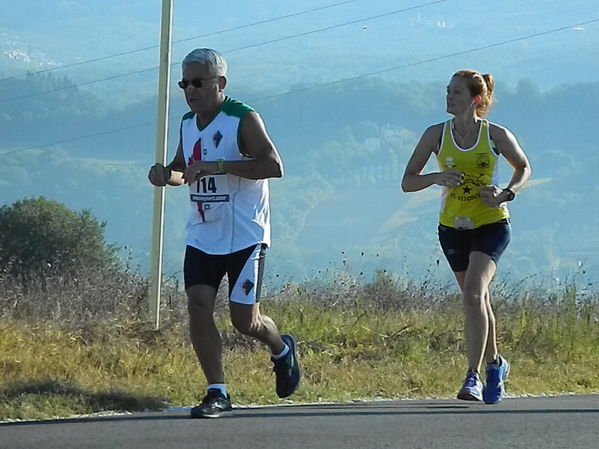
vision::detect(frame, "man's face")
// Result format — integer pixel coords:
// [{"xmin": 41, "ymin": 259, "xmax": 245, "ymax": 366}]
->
[
  {"xmin": 446, "ymin": 76, "xmax": 474, "ymax": 115},
  {"xmin": 180, "ymin": 62, "xmax": 223, "ymax": 114}
]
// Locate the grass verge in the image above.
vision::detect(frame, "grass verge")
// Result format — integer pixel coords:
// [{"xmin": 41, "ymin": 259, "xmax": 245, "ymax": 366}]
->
[{"xmin": 2, "ymin": 281, "xmax": 599, "ymax": 421}]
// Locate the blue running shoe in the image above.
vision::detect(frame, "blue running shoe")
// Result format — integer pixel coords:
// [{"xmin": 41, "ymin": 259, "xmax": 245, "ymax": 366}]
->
[
  {"xmin": 272, "ymin": 334, "xmax": 301, "ymax": 398},
  {"xmin": 457, "ymin": 370, "xmax": 483, "ymax": 401},
  {"xmin": 483, "ymin": 354, "xmax": 510, "ymax": 404}
]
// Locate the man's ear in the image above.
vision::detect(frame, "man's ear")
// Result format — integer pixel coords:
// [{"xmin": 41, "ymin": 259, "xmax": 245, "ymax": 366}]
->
[{"xmin": 218, "ymin": 76, "xmax": 227, "ymax": 91}]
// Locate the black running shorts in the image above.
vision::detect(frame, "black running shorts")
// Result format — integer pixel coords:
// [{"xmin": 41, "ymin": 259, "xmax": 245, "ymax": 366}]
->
[
  {"xmin": 183, "ymin": 244, "xmax": 266, "ymax": 304},
  {"xmin": 438, "ymin": 219, "xmax": 511, "ymax": 272}
]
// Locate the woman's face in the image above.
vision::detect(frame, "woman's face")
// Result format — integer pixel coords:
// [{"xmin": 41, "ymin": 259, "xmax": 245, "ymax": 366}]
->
[{"xmin": 446, "ymin": 76, "xmax": 475, "ymax": 116}]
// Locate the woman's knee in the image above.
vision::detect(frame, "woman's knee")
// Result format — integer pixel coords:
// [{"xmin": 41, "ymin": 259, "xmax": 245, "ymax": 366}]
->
[{"xmin": 462, "ymin": 288, "xmax": 485, "ymax": 308}]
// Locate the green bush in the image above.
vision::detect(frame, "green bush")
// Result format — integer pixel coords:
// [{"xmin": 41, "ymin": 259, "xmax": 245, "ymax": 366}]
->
[{"xmin": 0, "ymin": 196, "xmax": 119, "ymax": 279}]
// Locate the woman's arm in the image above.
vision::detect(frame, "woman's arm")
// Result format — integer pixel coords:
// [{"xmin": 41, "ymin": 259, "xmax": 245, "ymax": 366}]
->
[
  {"xmin": 479, "ymin": 123, "xmax": 531, "ymax": 207},
  {"xmin": 479, "ymin": 124, "xmax": 532, "ymax": 206},
  {"xmin": 491, "ymin": 124, "xmax": 532, "ymax": 193},
  {"xmin": 402, "ymin": 123, "xmax": 463, "ymax": 192}
]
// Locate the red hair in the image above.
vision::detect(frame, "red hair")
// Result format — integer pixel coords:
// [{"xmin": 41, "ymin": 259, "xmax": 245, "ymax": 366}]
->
[{"xmin": 452, "ymin": 70, "xmax": 495, "ymax": 117}]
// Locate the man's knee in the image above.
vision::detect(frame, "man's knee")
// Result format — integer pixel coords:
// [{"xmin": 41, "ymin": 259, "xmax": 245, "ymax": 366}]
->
[
  {"xmin": 230, "ymin": 303, "xmax": 261, "ymax": 336},
  {"xmin": 232, "ymin": 315, "xmax": 261, "ymax": 336},
  {"xmin": 186, "ymin": 285, "xmax": 217, "ymax": 318}
]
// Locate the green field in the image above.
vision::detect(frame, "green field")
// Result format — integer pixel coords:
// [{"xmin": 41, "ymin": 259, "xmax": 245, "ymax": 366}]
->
[{"xmin": 1, "ymin": 273, "xmax": 598, "ymax": 421}]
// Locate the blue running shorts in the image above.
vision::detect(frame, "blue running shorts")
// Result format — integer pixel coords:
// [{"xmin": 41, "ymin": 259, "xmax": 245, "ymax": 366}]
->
[{"xmin": 438, "ymin": 219, "xmax": 511, "ymax": 272}]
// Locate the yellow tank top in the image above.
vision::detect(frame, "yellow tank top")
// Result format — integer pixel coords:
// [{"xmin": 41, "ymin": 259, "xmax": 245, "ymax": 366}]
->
[{"xmin": 436, "ymin": 119, "xmax": 509, "ymax": 229}]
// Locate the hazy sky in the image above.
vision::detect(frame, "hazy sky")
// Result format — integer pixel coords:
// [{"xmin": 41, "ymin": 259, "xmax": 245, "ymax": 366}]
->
[
  {"xmin": 1, "ymin": 0, "xmax": 598, "ymax": 284},
  {"xmin": 2, "ymin": 0, "xmax": 598, "ymax": 92}
]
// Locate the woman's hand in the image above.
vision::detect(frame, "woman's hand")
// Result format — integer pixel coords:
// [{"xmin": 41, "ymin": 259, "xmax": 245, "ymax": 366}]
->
[
  {"xmin": 435, "ymin": 169, "xmax": 464, "ymax": 188},
  {"xmin": 479, "ymin": 185, "xmax": 505, "ymax": 207}
]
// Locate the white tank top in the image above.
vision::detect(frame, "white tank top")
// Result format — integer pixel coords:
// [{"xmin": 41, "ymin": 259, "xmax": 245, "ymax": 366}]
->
[{"xmin": 180, "ymin": 97, "xmax": 271, "ymax": 254}]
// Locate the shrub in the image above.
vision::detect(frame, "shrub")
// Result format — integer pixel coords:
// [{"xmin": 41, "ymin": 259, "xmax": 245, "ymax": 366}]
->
[{"xmin": 0, "ymin": 196, "xmax": 119, "ymax": 280}]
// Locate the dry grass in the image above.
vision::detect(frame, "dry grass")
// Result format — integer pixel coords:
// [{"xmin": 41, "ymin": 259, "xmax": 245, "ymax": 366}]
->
[{"xmin": 1, "ymin": 269, "xmax": 599, "ymax": 420}]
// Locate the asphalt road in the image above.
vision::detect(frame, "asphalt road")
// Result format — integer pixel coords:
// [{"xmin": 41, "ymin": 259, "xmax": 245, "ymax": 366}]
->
[{"xmin": 1, "ymin": 395, "xmax": 598, "ymax": 449}]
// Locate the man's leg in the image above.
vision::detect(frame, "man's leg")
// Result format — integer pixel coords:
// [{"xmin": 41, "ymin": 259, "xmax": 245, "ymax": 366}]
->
[
  {"xmin": 230, "ymin": 302, "xmax": 300, "ymax": 398},
  {"xmin": 227, "ymin": 244, "xmax": 285, "ymax": 354},
  {"xmin": 187, "ymin": 284, "xmax": 224, "ymax": 385},
  {"xmin": 184, "ymin": 244, "xmax": 233, "ymax": 419},
  {"xmin": 227, "ymin": 244, "xmax": 300, "ymax": 398},
  {"xmin": 230, "ymin": 302, "xmax": 285, "ymax": 353},
  {"xmin": 187, "ymin": 284, "xmax": 233, "ymax": 418}
]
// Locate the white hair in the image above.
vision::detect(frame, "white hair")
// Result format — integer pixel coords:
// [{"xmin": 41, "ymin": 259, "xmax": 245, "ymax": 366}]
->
[{"xmin": 182, "ymin": 48, "xmax": 227, "ymax": 76}]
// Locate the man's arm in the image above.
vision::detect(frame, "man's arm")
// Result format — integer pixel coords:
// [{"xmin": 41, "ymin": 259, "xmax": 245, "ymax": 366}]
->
[
  {"xmin": 148, "ymin": 142, "xmax": 186, "ymax": 187},
  {"xmin": 165, "ymin": 142, "xmax": 186, "ymax": 186},
  {"xmin": 183, "ymin": 111, "xmax": 283, "ymax": 184}
]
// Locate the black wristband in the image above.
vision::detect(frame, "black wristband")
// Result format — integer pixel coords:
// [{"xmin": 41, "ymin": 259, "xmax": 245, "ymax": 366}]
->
[{"xmin": 502, "ymin": 188, "xmax": 515, "ymax": 201}]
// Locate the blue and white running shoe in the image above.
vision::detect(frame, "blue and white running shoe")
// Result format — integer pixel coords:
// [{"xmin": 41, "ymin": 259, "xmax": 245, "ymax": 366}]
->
[
  {"xmin": 483, "ymin": 354, "xmax": 510, "ymax": 404},
  {"xmin": 457, "ymin": 369, "xmax": 483, "ymax": 401}
]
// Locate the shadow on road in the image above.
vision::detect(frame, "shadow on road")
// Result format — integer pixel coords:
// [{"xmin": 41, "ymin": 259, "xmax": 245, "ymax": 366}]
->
[
  {"xmin": 0, "ymin": 379, "xmax": 168, "ymax": 419},
  {"xmin": 2, "ymin": 400, "xmax": 598, "ymax": 427}
]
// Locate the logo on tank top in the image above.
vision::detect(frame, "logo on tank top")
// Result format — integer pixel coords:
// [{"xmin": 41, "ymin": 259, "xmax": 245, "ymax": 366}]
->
[
  {"xmin": 450, "ymin": 173, "xmax": 487, "ymax": 202},
  {"xmin": 213, "ymin": 130, "xmax": 223, "ymax": 148},
  {"xmin": 189, "ymin": 138, "xmax": 202, "ymax": 165},
  {"xmin": 188, "ymin": 138, "xmax": 206, "ymax": 222},
  {"xmin": 476, "ymin": 153, "xmax": 490, "ymax": 168}
]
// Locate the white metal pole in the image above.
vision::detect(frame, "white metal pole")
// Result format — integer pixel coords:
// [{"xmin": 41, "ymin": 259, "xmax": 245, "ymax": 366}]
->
[{"xmin": 149, "ymin": 0, "xmax": 174, "ymax": 329}]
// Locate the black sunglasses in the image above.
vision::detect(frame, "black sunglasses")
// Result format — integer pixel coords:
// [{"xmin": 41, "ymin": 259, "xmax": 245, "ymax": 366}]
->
[{"xmin": 178, "ymin": 76, "xmax": 218, "ymax": 89}]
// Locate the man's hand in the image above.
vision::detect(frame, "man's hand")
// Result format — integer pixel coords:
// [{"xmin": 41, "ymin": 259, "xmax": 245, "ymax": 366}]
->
[
  {"xmin": 479, "ymin": 185, "xmax": 505, "ymax": 208},
  {"xmin": 183, "ymin": 161, "xmax": 219, "ymax": 184},
  {"xmin": 148, "ymin": 163, "xmax": 171, "ymax": 187},
  {"xmin": 435, "ymin": 169, "xmax": 464, "ymax": 188}
]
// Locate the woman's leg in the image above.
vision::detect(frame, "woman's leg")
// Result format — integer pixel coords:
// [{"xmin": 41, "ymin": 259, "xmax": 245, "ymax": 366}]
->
[
  {"xmin": 462, "ymin": 251, "xmax": 497, "ymax": 374},
  {"xmin": 484, "ymin": 289, "xmax": 498, "ymax": 364}
]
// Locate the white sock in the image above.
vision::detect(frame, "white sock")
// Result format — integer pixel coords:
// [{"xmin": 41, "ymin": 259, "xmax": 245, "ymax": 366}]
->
[
  {"xmin": 487, "ymin": 355, "xmax": 500, "ymax": 366},
  {"xmin": 271, "ymin": 344, "xmax": 290, "ymax": 360},
  {"xmin": 208, "ymin": 383, "xmax": 227, "ymax": 397}
]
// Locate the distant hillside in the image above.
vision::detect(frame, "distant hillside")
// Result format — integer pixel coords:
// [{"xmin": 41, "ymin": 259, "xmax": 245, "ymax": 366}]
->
[{"xmin": 1, "ymin": 73, "xmax": 598, "ymax": 283}]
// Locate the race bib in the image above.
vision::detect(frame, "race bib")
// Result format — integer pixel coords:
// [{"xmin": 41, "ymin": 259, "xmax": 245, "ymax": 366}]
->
[
  {"xmin": 190, "ymin": 175, "xmax": 230, "ymax": 203},
  {"xmin": 453, "ymin": 216, "xmax": 475, "ymax": 230}
]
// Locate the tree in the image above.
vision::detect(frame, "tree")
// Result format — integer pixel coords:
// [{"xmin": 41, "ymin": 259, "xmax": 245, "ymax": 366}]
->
[{"xmin": 0, "ymin": 197, "xmax": 119, "ymax": 279}]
